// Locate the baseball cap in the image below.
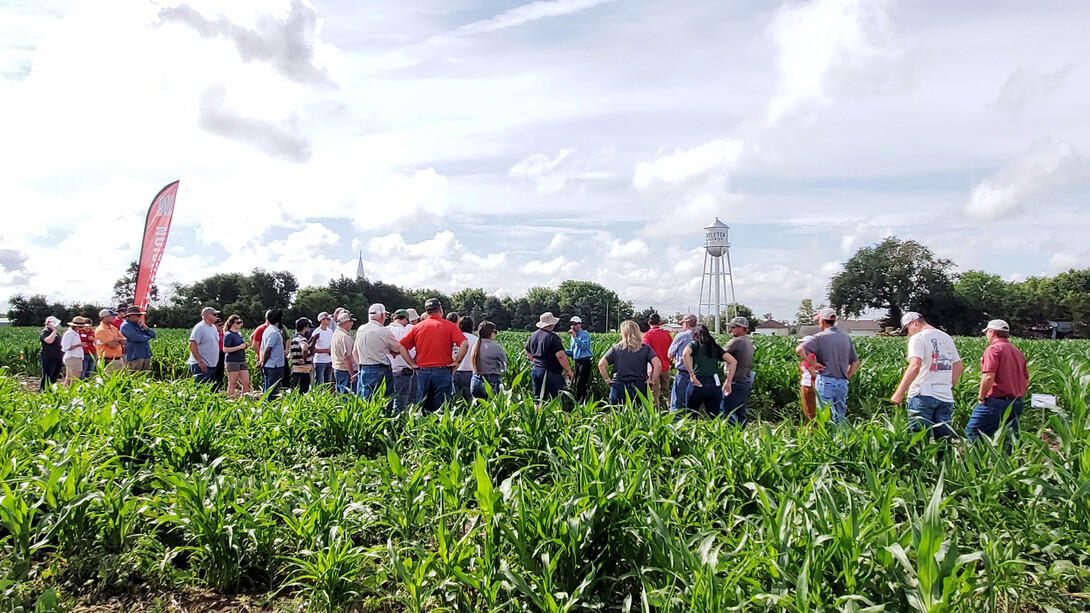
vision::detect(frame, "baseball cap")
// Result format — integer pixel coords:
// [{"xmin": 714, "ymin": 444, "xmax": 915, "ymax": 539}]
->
[
  {"xmin": 317, "ymin": 311, "xmax": 331, "ymax": 322},
  {"xmin": 45, "ymin": 316, "xmax": 61, "ymax": 327},
  {"xmin": 336, "ymin": 311, "xmax": 357, "ymax": 324},
  {"xmin": 424, "ymin": 297, "xmax": 442, "ymax": 312},
  {"xmin": 900, "ymin": 312, "xmax": 922, "ymax": 326},
  {"xmin": 814, "ymin": 307, "xmax": 837, "ymax": 321},
  {"xmin": 728, "ymin": 316, "xmax": 748, "ymax": 329},
  {"xmin": 201, "ymin": 306, "xmax": 220, "ymax": 317},
  {"xmin": 393, "ymin": 309, "xmax": 409, "ymax": 319},
  {"xmin": 368, "ymin": 303, "xmax": 387, "ymax": 316},
  {"xmin": 99, "ymin": 308, "xmax": 117, "ymax": 318},
  {"xmin": 984, "ymin": 319, "xmax": 1009, "ymax": 332},
  {"xmin": 570, "ymin": 316, "xmax": 582, "ymax": 324}
]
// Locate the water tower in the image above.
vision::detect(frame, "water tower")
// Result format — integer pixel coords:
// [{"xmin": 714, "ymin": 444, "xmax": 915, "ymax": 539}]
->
[{"xmin": 698, "ymin": 218, "xmax": 737, "ymax": 333}]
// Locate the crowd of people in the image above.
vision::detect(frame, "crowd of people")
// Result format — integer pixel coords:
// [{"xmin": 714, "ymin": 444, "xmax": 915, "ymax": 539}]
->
[{"xmin": 35, "ymin": 299, "xmax": 1030, "ymax": 445}]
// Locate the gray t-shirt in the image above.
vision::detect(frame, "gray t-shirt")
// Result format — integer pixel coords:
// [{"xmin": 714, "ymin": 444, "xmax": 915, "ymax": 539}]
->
[
  {"xmin": 724, "ymin": 335, "xmax": 754, "ymax": 383},
  {"xmin": 261, "ymin": 326, "xmax": 286, "ymax": 368},
  {"xmin": 800, "ymin": 326, "xmax": 858, "ymax": 379},
  {"xmin": 473, "ymin": 339, "xmax": 508, "ymax": 376},
  {"xmin": 186, "ymin": 322, "xmax": 221, "ymax": 366},
  {"xmin": 603, "ymin": 343, "xmax": 657, "ymax": 382}
]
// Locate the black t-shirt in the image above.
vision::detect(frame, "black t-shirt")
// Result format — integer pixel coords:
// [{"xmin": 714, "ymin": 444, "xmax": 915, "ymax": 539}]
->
[
  {"xmin": 40, "ymin": 328, "xmax": 63, "ymax": 360},
  {"xmin": 223, "ymin": 330, "xmax": 246, "ymax": 363},
  {"xmin": 525, "ymin": 329, "xmax": 565, "ymax": 372},
  {"xmin": 603, "ymin": 343, "xmax": 657, "ymax": 382}
]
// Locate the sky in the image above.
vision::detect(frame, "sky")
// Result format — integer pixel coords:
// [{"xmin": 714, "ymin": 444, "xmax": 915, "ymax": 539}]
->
[{"xmin": 1, "ymin": 0, "xmax": 1088, "ymax": 321}]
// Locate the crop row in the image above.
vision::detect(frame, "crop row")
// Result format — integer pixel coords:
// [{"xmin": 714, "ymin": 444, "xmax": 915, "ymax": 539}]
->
[{"xmin": 1, "ymin": 368, "xmax": 1089, "ymax": 611}]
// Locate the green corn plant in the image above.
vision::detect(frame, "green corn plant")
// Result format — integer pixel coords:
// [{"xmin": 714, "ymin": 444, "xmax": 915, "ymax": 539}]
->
[
  {"xmin": 285, "ymin": 526, "xmax": 373, "ymax": 613},
  {"xmin": 885, "ymin": 474, "xmax": 983, "ymax": 613}
]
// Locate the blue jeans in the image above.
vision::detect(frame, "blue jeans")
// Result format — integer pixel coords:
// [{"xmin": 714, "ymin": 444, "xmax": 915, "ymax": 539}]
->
[
  {"xmin": 906, "ymin": 395, "xmax": 954, "ymax": 441},
  {"xmin": 81, "ymin": 354, "xmax": 97, "ymax": 379},
  {"xmin": 686, "ymin": 375, "xmax": 722, "ymax": 414},
  {"xmin": 471, "ymin": 374, "xmax": 502, "ymax": 399},
  {"xmin": 720, "ymin": 377, "xmax": 753, "ymax": 426},
  {"xmin": 313, "ymin": 362, "xmax": 333, "ymax": 387},
  {"xmin": 262, "ymin": 366, "xmax": 283, "ymax": 401},
  {"xmin": 358, "ymin": 364, "xmax": 391, "ymax": 401},
  {"xmin": 815, "ymin": 375, "xmax": 849, "ymax": 424},
  {"xmin": 671, "ymin": 371, "xmax": 691, "ymax": 412},
  {"xmin": 417, "ymin": 367, "xmax": 453, "ymax": 413},
  {"xmin": 453, "ymin": 370, "xmax": 473, "ymax": 404},
  {"xmin": 392, "ymin": 370, "xmax": 416, "ymax": 412},
  {"xmin": 965, "ymin": 396, "xmax": 1025, "ymax": 445},
  {"xmin": 530, "ymin": 368, "xmax": 564, "ymax": 402},
  {"xmin": 334, "ymin": 369, "xmax": 353, "ymax": 394},
  {"xmin": 189, "ymin": 363, "xmax": 217, "ymax": 385},
  {"xmin": 609, "ymin": 380, "xmax": 647, "ymax": 406}
]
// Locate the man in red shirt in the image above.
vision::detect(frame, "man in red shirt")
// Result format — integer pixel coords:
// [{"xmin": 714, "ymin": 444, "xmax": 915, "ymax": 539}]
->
[
  {"xmin": 399, "ymin": 298, "xmax": 468, "ymax": 413},
  {"xmin": 642, "ymin": 313, "xmax": 673, "ymax": 409},
  {"xmin": 964, "ymin": 319, "xmax": 1029, "ymax": 446}
]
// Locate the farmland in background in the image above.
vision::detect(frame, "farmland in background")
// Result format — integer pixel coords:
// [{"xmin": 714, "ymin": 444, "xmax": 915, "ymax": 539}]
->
[{"xmin": 1, "ymin": 327, "xmax": 1089, "ymax": 610}]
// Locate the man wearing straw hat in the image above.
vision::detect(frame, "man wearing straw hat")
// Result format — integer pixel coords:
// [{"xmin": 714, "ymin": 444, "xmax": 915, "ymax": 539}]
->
[
  {"xmin": 60, "ymin": 316, "xmax": 86, "ymax": 386},
  {"xmin": 524, "ymin": 311, "xmax": 574, "ymax": 405},
  {"xmin": 120, "ymin": 306, "xmax": 156, "ymax": 372}
]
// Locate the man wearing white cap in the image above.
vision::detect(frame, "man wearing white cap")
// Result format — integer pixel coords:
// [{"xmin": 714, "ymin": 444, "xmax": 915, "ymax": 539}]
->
[
  {"xmin": 330, "ymin": 311, "xmax": 358, "ymax": 394},
  {"xmin": 186, "ymin": 306, "xmax": 221, "ymax": 385},
  {"xmin": 890, "ymin": 312, "xmax": 963, "ymax": 444},
  {"xmin": 524, "ymin": 312, "xmax": 573, "ymax": 405},
  {"xmin": 311, "ymin": 311, "xmax": 335, "ymax": 388},
  {"xmin": 667, "ymin": 313, "xmax": 698, "ymax": 411},
  {"xmin": 354, "ymin": 303, "xmax": 417, "ymax": 404},
  {"xmin": 566, "ymin": 315, "xmax": 593, "ymax": 402},
  {"xmin": 964, "ymin": 319, "xmax": 1028, "ymax": 446},
  {"xmin": 796, "ymin": 307, "xmax": 859, "ymax": 424}
]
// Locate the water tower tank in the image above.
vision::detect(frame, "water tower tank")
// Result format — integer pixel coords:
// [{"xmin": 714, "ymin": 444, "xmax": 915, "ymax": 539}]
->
[{"xmin": 705, "ymin": 218, "xmax": 729, "ymax": 257}]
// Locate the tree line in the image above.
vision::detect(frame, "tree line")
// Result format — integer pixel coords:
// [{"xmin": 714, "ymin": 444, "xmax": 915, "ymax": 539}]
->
[
  {"xmin": 7, "ymin": 237, "xmax": 1088, "ymax": 337},
  {"xmin": 827, "ymin": 237, "xmax": 1089, "ymax": 337},
  {"xmin": 6, "ymin": 271, "xmax": 637, "ymax": 333}
]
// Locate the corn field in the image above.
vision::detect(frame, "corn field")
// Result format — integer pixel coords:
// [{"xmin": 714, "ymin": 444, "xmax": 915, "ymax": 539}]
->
[{"xmin": 1, "ymin": 328, "xmax": 1089, "ymax": 611}]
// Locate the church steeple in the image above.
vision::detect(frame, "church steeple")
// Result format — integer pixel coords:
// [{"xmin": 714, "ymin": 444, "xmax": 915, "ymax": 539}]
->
[{"xmin": 356, "ymin": 251, "xmax": 365, "ymax": 280}]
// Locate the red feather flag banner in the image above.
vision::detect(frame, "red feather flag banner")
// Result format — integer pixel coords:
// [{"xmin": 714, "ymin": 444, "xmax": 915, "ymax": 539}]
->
[{"xmin": 134, "ymin": 180, "xmax": 179, "ymax": 311}]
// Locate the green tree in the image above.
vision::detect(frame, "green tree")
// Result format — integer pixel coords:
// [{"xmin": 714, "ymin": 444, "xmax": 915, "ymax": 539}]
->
[
  {"xmin": 113, "ymin": 260, "xmax": 159, "ymax": 306},
  {"xmin": 828, "ymin": 237, "xmax": 955, "ymax": 328},
  {"xmin": 555, "ymin": 280, "xmax": 628, "ymax": 333},
  {"xmin": 793, "ymin": 299, "xmax": 816, "ymax": 329}
]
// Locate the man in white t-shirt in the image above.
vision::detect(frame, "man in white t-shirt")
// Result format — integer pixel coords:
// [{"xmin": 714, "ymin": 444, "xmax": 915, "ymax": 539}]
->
[
  {"xmin": 311, "ymin": 312, "xmax": 335, "ymax": 388},
  {"xmin": 890, "ymin": 312, "xmax": 964, "ymax": 443}
]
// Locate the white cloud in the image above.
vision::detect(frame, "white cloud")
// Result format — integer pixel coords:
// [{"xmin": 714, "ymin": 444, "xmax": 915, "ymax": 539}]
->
[
  {"xmin": 441, "ymin": 0, "xmax": 617, "ymax": 39},
  {"xmin": 993, "ymin": 64, "xmax": 1074, "ymax": 116},
  {"xmin": 766, "ymin": 0, "xmax": 909, "ymax": 125},
  {"xmin": 1048, "ymin": 252, "xmax": 1080, "ymax": 272},
  {"xmin": 965, "ymin": 137, "xmax": 1086, "ymax": 219},
  {"xmin": 633, "ymin": 139, "xmax": 743, "ymax": 191}
]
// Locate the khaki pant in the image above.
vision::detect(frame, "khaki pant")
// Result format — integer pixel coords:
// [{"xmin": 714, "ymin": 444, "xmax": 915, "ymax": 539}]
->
[
  {"xmin": 102, "ymin": 357, "xmax": 125, "ymax": 373},
  {"xmin": 64, "ymin": 357, "xmax": 83, "ymax": 381},
  {"xmin": 652, "ymin": 370, "xmax": 673, "ymax": 409},
  {"xmin": 127, "ymin": 357, "xmax": 151, "ymax": 371},
  {"xmin": 800, "ymin": 385, "xmax": 817, "ymax": 421}
]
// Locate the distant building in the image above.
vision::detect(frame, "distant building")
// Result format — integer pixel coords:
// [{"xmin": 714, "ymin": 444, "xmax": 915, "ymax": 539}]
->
[
  {"xmin": 839, "ymin": 319, "xmax": 883, "ymax": 337},
  {"xmin": 795, "ymin": 320, "xmax": 882, "ymax": 337},
  {"xmin": 0, "ymin": 318, "xmax": 8, "ymax": 328},
  {"xmin": 754, "ymin": 319, "xmax": 790, "ymax": 336},
  {"xmin": 661, "ymin": 323, "xmax": 683, "ymax": 334}
]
